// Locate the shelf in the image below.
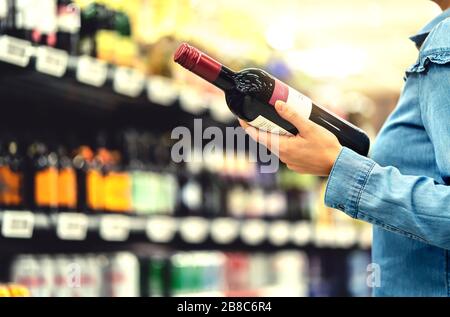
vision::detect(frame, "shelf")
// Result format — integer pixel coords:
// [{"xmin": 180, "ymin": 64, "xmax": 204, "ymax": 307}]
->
[
  {"xmin": 0, "ymin": 36, "xmax": 235, "ymax": 129},
  {"xmin": 0, "ymin": 211, "xmax": 372, "ymax": 251}
]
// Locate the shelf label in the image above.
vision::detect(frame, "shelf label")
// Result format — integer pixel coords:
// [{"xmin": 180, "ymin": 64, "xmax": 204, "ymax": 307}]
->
[
  {"xmin": 146, "ymin": 216, "xmax": 178, "ymax": 243},
  {"xmin": 314, "ymin": 225, "xmax": 337, "ymax": 248},
  {"xmin": 146, "ymin": 76, "xmax": 178, "ymax": 106},
  {"xmin": 267, "ymin": 221, "xmax": 290, "ymax": 246},
  {"xmin": 210, "ymin": 218, "xmax": 239, "ymax": 244},
  {"xmin": 179, "ymin": 217, "xmax": 209, "ymax": 244},
  {"xmin": 240, "ymin": 219, "xmax": 267, "ymax": 245},
  {"xmin": 35, "ymin": 46, "xmax": 69, "ymax": 77},
  {"xmin": 179, "ymin": 87, "xmax": 208, "ymax": 114},
  {"xmin": 1, "ymin": 211, "xmax": 34, "ymax": 239},
  {"xmin": 113, "ymin": 67, "xmax": 145, "ymax": 97},
  {"xmin": 76, "ymin": 55, "xmax": 108, "ymax": 87},
  {"xmin": 99, "ymin": 215, "xmax": 130, "ymax": 241},
  {"xmin": 0, "ymin": 36, "xmax": 31, "ymax": 67},
  {"xmin": 290, "ymin": 221, "xmax": 312, "ymax": 246},
  {"xmin": 56, "ymin": 213, "xmax": 88, "ymax": 241},
  {"xmin": 335, "ymin": 225, "xmax": 357, "ymax": 248}
]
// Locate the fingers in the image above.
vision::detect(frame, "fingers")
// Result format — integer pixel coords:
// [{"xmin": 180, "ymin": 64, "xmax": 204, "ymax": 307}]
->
[
  {"xmin": 239, "ymin": 120, "xmax": 289, "ymax": 154},
  {"xmin": 238, "ymin": 118, "xmax": 250, "ymax": 130},
  {"xmin": 275, "ymin": 100, "xmax": 313, "ymax": 137}
]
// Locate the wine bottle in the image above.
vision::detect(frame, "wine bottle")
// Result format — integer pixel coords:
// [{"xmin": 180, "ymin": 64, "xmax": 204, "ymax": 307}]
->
[{"xmin": 174, "ymin": 43, "xmax": 370, "ymax": 156}]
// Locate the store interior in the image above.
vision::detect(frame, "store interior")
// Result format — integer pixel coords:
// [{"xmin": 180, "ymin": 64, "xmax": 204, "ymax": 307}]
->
[{"xmin": 0, "ymin": 0, "xmax": 440, "ymax": 297}]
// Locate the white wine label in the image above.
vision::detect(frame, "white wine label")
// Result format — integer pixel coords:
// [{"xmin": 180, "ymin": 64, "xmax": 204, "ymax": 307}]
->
[
  {"xmin": 269, "ymin": 78, "xmax": 312, "ymax": 119},
  {"xmin": 248, "ymin": 115, "xmax": 293, "ymax": 136},
  {"xmin": 36, "ymin": 46, "xmax": 69, "ymax": 77},
  {"xmin": 286, "ymin": 86, "xmax": 313, "ymax": 119},
  {"xmin": 0, "ymin": 36, "xmax": 31, "ymax": 67}
]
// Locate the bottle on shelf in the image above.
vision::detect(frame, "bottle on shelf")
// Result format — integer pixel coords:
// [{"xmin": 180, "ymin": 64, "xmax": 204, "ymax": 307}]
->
[
  {"xmin": 28, "ymin": 142, "xmax": 59, "ymax": 213},
  {"xmin": 0, "ymin": 138, "xmax": 25, "ymax": 210},
  {"xmin": 174, "ymin": 43, "xmax": 370, "ymax": 156},
  {"xmin": 56, "ymin": 0, "xmax": 81, "ymax": 55},
  {"xmin": 57, "ymin": 145, "xmax": 77, "ymax": 211}
]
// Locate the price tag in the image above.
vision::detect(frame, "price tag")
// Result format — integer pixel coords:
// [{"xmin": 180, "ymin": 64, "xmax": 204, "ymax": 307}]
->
[
  {"xmin": 179, "ymin": 87, "xmax": 208, "ymax": 114},
  {"xmin": 146, "ymin": 216, "xmax": 178, "ymax": 243},
  {"xmin": 179, "ymin": 217, "xmax": 209, "ymax": 244},
  {"xmin": 268, "ymin": 221, "xmax": 290, "ymax": 246},
  {"xmin": 56, "ymin": 213, "xmax": 88, "ymax": 241},
  {"xmin": 240, "ymin": 219, "xmax": 267, "ymax": 246},
  {"xmin": 314, "ymin": 225, "xmax": 337, "ymax": 248},
  {"xmin": 146, "ymin": 76, "xmax": 178, "ymax": 106},
  {"xmin": 335, "ymin": 225, "xmax": 357, "ymax": 248},
  {"xmin": 1, "ymin": 211, "xmax": 34, "ymax": 239},
  {"xmin": 210, "ymin": 218, "xmax": 239, "ymax": 244},
  {"xmin": 290, "ymin": 221, "xmax": 312, "ymax": 246},
  {"xmin": 35, "ymin": 46, "xmax": 69, "ymax": 77},
  {"xmin": 113, "ymin": 67, "xmax": 145, "ymax": 97},
  {"xmin": 0, "ymin": 36, "xmax": 31, "ymax": 67},
  {"xmin": 76, "ymin": 55, "xmax": 108, "ymax": 87},
  {"xmin": 99, "ymin": 215, "xmax": 130, "ymax": 241}
]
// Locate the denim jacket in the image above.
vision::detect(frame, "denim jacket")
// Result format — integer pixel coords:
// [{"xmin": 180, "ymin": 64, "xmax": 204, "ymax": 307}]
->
[{"xmin": 325, "ymin": 8, "xmax": 450, "ymax": 296}]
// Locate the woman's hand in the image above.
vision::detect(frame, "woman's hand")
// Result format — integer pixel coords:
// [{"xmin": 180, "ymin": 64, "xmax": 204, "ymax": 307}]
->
[{"xmin": 239, "ymin": 100, "xmax": 342, "ymax": 176}]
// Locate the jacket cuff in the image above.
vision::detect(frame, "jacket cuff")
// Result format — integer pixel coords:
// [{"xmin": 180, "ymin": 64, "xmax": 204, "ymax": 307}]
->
[{"xmin": 324, "ymin": 147, "xmax": 376, "ymax": 218}]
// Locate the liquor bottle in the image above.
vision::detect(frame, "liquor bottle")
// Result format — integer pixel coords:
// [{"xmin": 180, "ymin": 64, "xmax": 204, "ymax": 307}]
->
[
  {"xmin": 31, "ymin": 0, "xmax": 58, "ymax": 47},
  {"xmin": 72, "ymin": 145, "xmax": 93, "ymax": 212},
  {"xmin": 56, "ymin": 0, "xmax": 81, "ymax": 55},
  {"xmin": 30, "ymin": 142, "xmax": 58, "ymax": 213},
  {"xmin": 1, "ymin": 140, "xmax": 24, "ymax": 210},
  {"xmin": 57, "ymin": 145, "xmax": 77, "ymax": 211},
  {"xmin": 174, "ymin": 43, "xmax": 370, "ymax": 156}
]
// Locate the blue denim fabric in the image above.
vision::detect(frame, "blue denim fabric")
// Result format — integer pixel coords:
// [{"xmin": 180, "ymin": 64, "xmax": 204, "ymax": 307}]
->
[{"xmin": 325, "ymin": 9, "xmax": 450, "ymax": 296}]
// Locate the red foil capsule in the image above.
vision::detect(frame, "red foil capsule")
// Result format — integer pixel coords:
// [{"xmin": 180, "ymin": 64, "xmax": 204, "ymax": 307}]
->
[{"xmin": 174, "ymin": 43, "xmax": 222, "ymax": 83}]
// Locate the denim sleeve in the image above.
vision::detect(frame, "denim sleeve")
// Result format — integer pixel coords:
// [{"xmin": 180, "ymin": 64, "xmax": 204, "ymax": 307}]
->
[
  {"xmin": 325, "ymin": 47, "xmax": 450, "ymax": 249},
  {"xmin": 325, "ymin": 147, "xmax": 450, "ymax": 247}
]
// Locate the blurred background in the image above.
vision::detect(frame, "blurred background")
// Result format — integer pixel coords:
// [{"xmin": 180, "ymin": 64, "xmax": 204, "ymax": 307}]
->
[{"xmin": 0, "ymin": 0, "xmax": 440, "ymax": 297}]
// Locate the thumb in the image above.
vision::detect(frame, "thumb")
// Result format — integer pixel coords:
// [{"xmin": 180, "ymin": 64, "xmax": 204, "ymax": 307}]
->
[{"xmin": 275, "ymin": 100, "xmax": 313, "ymax": 136}]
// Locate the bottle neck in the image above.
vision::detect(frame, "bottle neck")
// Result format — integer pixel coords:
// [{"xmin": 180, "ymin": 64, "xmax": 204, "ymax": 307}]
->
[{"xmin": 174, "ymin": 43, "xmax": 236, "ymax": 91}]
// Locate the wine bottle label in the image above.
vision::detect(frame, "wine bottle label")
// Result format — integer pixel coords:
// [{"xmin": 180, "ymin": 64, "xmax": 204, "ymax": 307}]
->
[
  {"xmin": 248, "ymin": 115, "xmax": 293, "ymax": 136},
  {"xmin": 269, "ymin": 79, "xmax": 313, "ymax": 119}
]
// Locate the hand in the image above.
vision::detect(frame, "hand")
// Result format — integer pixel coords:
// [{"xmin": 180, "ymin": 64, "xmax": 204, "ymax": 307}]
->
[{"xmin": 239, "ymin": 100, "xmax": 342, "ymax": 176}]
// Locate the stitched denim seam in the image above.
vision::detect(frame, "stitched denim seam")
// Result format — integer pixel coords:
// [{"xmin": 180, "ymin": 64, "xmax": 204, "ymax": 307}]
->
[
  {"xmin": 358, "ymin": 211, "xmax": 428, "ymax": 243},
  {"xmin": 354, "ymin": 161, "xmax": 376, "ymax": 219}
]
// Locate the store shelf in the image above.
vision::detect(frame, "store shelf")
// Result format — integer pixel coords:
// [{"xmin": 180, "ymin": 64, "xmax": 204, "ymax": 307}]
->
[
  {"xmin": 0, "ymin": 36, "xmax": 234, "ymax": 129},
  {"xmin": 0, "ymin": 211, "xmax": 372, "ymax": 251}
]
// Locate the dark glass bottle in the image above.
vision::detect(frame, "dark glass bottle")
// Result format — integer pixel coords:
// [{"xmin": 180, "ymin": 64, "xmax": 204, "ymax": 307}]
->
[
  {"xmin": 73, "ymin": 145, "xmax": 94, "ymax": 213},
  {"xmin": 31, "ymin": 142, "xmax": 59, "ymax": 213},
  {"xmin": 56, "ymin": 0, "xmax": 81, "ymax": 55},
  {"xmin": 57, "ymin": 145, "xmax": 77, "ymax": 211},
  {"xmin": 174, "ymin": 43, "xmax": 370, "ymax": 156}
]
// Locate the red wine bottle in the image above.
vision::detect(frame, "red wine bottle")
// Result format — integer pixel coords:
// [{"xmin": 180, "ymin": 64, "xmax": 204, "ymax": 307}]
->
[{"xmin": 174, "ymin": 43, "xmax": 370, "ymax": 156}]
